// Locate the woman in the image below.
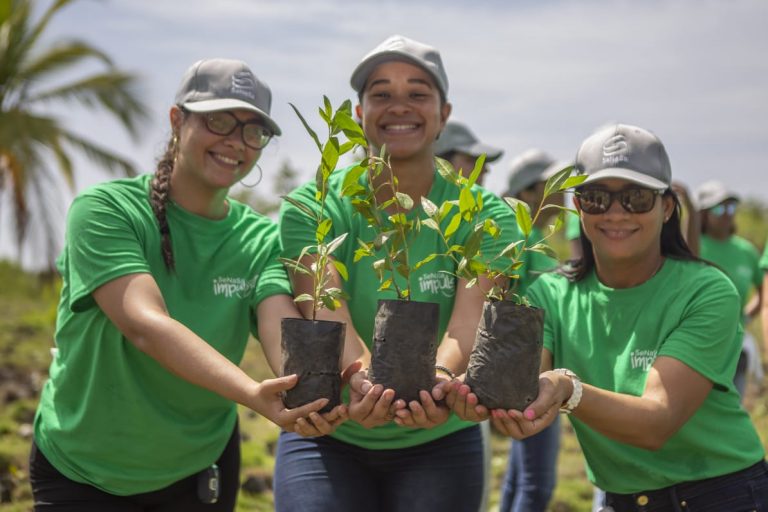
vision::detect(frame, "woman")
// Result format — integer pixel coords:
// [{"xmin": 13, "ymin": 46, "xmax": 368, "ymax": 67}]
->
[
  {"xmin": 452, "ymin": 124, "xmax": 768, "ymax": 511},
  {"xmin": 30, "ymin": 59, "xmax": 340, "ymax": 511},
  {"xmin": 696, "ymin": 180, "xmax": 763, "ymax": 397},
  {"xmin": 276, "ymin": 35, "xmax": 520, "ymax": 511}
]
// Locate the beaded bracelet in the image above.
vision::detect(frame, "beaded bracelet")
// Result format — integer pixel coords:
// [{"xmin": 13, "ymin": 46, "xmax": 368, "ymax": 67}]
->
[{"xmin": 434, "ymin": 364, "xmax": 456, "ymax": 380}]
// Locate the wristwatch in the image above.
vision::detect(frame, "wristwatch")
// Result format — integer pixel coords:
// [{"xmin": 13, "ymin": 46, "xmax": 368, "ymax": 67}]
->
[{"xmin": 553, "ymin": 368, "xmax": 582, "ymax": 414}]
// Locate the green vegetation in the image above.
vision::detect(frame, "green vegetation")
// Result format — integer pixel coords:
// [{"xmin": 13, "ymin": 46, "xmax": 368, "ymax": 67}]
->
[{"xmin": 1, "ymin": 202, "xmax": 767, "ymax": 510}]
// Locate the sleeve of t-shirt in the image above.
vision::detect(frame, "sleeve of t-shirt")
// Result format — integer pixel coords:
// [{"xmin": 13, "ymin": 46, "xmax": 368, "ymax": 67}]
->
[
  {"xmin": 249, "ymin": 220, "xmax": 293, "ymax": 309},
  {"xmin": 279, "ymin": 181, "xmax": 324, "ymax": 260},
  {"xmin": 760, "ymin": 244, "xmax": 768, "ymax": 271},
  {"xmin": 64, "ymin": 189, "xmax": 151, "ymax": 313},
  {"xmin": 657, "ymin": 268, "xmax": 742, "ymax": 390}
]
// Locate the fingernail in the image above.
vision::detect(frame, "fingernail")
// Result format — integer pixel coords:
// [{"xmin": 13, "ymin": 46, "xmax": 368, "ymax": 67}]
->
[{"xmin": 524, "ymin": 409, "xmax": 535, "ymax": 420}]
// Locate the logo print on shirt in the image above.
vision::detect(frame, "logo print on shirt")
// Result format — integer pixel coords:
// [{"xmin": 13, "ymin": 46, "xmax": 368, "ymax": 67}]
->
[
  {"xmin": 231, "ymin": 71, "xmax": 256, "ymax": 100},
  {"xmin": 418, "ymin": 272, "xmax": 455, "ymax": 298},
  {"xmin": 630, "ymin": 349, "xmax": 656, "ymax": 371},
  {"xmin": 212, "ymin": 276, "xmax": 258, "ymax": 299},
  {"xmin": 602, "ymin": 134, "xmax": 629, "ymax": 166}
]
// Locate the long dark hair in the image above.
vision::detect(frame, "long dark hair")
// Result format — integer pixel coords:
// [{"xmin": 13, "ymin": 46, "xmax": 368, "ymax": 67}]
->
[
  {"xmin": 149, "ymin": 109, "xmax": 187, "ymax": 272},
  {"xmin": 568, "ymin": 190, "xmax": 704, "ymax": 282}
]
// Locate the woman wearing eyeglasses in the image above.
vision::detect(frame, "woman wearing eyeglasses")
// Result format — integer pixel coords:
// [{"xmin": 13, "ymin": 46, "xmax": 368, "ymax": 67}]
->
[
  {"xmin": 474, "ymin": 124, "xmax": 767, "ymax": 511},
  {"xmin": 29, "ymin": 59, "xmax": 339, "ymax": 511},
  {"xmin": 696, "ymin": 181, "xmax": 763, "ymax": 398}
]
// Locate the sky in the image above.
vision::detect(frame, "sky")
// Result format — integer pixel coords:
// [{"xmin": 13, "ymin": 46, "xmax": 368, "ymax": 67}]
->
[{"xmin": 2, "ymin": 0, "xmax": 767, "ymax": 269}]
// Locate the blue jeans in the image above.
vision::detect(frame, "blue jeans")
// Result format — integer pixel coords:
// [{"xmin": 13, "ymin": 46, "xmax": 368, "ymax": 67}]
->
[
  {"xmin": 273, "ymin": 426, "xmax": 484, "ymax": 512},
  {"xmin": 604, "ymin": 460, "xmax": 768, "ymax": 511},
  {"xmin": 500, "ymin": 414, "xmax": 560, "ymax": 512}
]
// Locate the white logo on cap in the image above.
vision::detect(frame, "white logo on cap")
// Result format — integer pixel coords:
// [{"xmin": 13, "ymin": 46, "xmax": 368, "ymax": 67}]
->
[
  {"xmin": 231, "ymin": 71, "xmax": 256, "ymax": 100},
  {"xmin": 602, "ymin": 134, "xmax": 629, "ymax": 165}
]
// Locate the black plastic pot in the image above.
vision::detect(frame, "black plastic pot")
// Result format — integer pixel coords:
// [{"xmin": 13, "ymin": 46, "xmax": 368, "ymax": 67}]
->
[
  {"xmin": 464, "ymin": 301, "xmax": 543, "ymax": 410},
  {"xmin": 281, "ymin": 318, "xmax": 345, "ymax": 413},
  {"xmin": 369, "ymin": 299, "xmax": 439, "ymax": 403}
]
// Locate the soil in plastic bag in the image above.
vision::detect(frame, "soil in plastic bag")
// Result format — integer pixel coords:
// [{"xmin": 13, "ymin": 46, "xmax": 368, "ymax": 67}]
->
[
  {"xmin": 465, "ymin": 301, "xmax": 543, "ymax": 410},
  {"xmin": 369, "ymin": 299, "xmax": 439, "ymax": 403},
  {"xmin": 281, "ymin": 318, "xmax": 345, "ymax": 413}
]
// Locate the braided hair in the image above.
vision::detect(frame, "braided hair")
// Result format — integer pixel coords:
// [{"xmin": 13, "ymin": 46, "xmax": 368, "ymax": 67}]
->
[{"xmin": 150, "ymin": 129, "xmax": 180, "ymax": 272}]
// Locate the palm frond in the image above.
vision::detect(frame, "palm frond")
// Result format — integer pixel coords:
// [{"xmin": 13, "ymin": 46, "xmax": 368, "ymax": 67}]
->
[
  {"xmin": 60, "ymin": 129, "xmax": 139, "ymax": 177},
  {"xmin": 19, "ymin": 40, "xmax": 112, "ymax": 85}
]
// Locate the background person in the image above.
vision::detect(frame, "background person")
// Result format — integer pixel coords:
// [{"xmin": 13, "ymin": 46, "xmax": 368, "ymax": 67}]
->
[
  {"xmin": 433, "ymin": 119, "xmax": 503, "ymax": 185},
  {"xmin": 276, "ymin": 35, "xmax": 520, "ymax": 512},
  {"xmin": 696, "ymin": 180, "xmax": 764, "ymax": 397},
  {"xmin": 456, "ymin": 123, "xmax": 768, "ymax": 511},
  {"xmin": 29, "ymin": 59, "xmax": 337, "ymax": 511}
]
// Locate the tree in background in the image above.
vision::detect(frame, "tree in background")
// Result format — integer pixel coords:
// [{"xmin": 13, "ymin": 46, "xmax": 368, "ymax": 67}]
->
[{"xmin": 0, "ymin": 0, "xmax": 148, "ymax": 268}]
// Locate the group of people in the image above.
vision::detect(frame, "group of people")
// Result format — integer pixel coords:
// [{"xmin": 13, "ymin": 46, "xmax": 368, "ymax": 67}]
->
[{"xmin": 29, "ymin": 33, "xmax": 767, "ymax": 512}]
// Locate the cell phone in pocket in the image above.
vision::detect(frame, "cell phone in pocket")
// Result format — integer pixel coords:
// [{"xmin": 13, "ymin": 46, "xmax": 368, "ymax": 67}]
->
[{"xmin": 197, "ymin": 463, "xmax": 220, "ymax": 504}]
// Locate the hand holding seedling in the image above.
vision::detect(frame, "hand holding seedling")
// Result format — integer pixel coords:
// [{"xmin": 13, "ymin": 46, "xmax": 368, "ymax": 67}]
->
[
  {"xmin": 289, "ymin": 361, "xmax": 361, "ymax": 436},
  {"xmin": 392, "ymin": 387, "xmax": 451, "ymax": 429},
  {"xmin": 347, "ymin": 369, "xmax": 406, "ymax": 428},
  {"xmin": 489, "ymin": 370, "xmax": 568, "ymax": 438},
  {"xmin": 435, "ymin": 378, "xmax": 490, "ymax": 423}
]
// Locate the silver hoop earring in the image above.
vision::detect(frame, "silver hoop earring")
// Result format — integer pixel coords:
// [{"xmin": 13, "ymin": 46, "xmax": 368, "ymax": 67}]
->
[{"xmin": 240, "ymin": 163, "xmax": 263, "ymax": 188}]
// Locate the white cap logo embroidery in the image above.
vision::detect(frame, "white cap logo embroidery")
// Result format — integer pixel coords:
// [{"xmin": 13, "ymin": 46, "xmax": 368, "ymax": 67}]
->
[
  {"xmin": 230, "ymin": 71, "xmax": 256, "ymax": 100},
  {"xmin": 602, "ymin": 134, "xmax": 629, "ymax": 165}
]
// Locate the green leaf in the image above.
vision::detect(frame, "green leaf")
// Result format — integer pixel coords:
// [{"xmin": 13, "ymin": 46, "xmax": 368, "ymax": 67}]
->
[
  {"xmin": 332, "ymin": 259, "xmax": 349, "ymax": 280},
  {"xmin": 316, "ymin": 218, "xmax": 332, "ymax": 242},
  {"xmin": 321, "ymin": 137, "xmax": 340, "ymax": 178},
  {"xmin": 294, "ymin": 293, "xmax": 315, "ymax": 303},
  {"xmin": 413, "ymin": 253, "xmax": 438, "ymax": 269},
  {"xmin": 500, "ymin": 240, "xmax": 524, "ymax": 258},
  {"xmin": 504, "ymin": 196, "xmax": 526, "ymax": 211},
  {"xmin": 445, "ymin": 212, "xmax": 462, "ymax": 238},
  {"xmin": 528, "ymin": 243, "xmax": 559, "ymax": 259},
  {"xmin": 468, "ymin": 153, "xmax": 486, "ymax": 187},
  {"xmin": 459, "ymin": 186, "xmax": 476, "ymax": 216},
  {"xmin": 421, "ymin": 196, "xmax": 438, "ymax": 217},
  {"xmin": 326, "ymin": 232, "xmax": 348, "ymax": 255},
  {"xmin": 543, "ymin": 165, "xmax": 574, "ymax": 197},
  {"xmin": 483, "ymin": 218, "xmax": 500, "ymax": 238},
  {"xmin": 561, "ymin": 174, "xmax": 588, "ymax": 190},
  {"xmin": 515, "ymin": 202, "xmax": 533, "ymax": 237},
  {"xmin": 463, "ymin": 228, "xmax": 484, "ymax": 260},
  {"xmin": 395, "ymin": 192, "xmax": 414, "ymax": 210},
  {"xmin": 278, "ymin": 257, "xmax": 313, "ymax": 275},
  {"xmin": 422, "ymin": 218, "xmax": 440, "ymax": 231},
  {"xmin": 435, "ymin": 157, "xmax": 460, "ymax": 185},
  {"xmin": 289, "ymin": 103, "xmax": 322, "ymax": 152},
  {"xmin": 282, "ymin": 195, "xmax": 319, "ymax": 222}
]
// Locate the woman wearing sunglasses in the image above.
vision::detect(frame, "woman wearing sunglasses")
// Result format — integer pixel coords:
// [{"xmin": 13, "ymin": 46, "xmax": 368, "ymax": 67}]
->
[
  {"xmin": 696, "ymin": 181, "xmax": 763, "ymax": 398},
  {"xmin": 482, "ymin": 124, "xmax": 767, "ymax": 511},
  {"xmin": 30, "ymin": 59, "xmax": 337, "ymax": 511}
]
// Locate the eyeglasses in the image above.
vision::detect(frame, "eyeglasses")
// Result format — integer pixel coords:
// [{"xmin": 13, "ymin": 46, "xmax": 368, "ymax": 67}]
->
[
  {"xmin": 709, "ymin": 203, "xmax": 737, "ymax": 217},
  {"xmin": 199, "ymin": 111, "xmax": 273, "ymax": 150},
  {"xmin": 576, "ymin": 187, "xmax": 661, "ymax": 214}
]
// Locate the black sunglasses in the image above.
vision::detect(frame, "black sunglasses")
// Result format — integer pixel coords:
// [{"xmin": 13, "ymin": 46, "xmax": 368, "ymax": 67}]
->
[
  {"xmin": 576, "ymin": 187, "xmax": 661, "ymax": 214},
  {"xmin": 197, "ymin": 110, "xmax": 273, "ymax": 150}
]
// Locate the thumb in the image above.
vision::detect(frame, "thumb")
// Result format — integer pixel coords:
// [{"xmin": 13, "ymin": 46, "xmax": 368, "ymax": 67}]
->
[{"xmin": 342, "ymin": 361, "xmax": 363, "ymax": 385}]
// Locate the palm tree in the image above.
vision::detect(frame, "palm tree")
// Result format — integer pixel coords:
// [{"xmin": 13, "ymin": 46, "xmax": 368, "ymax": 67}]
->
[{"xmin": 0, "ymin": 0, "xmax": 149, "ymax": 268}]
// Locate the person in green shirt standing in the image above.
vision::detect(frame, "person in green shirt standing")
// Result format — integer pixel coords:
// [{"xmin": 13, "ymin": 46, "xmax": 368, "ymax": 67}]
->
[
  {"xmin": 276, "ymin": 35, "xmax": 520, "ymax": 511},
  {"xmin": 761, "ymin": 243, "xmax": 768, "ymax": 371},
  {"xmin": 30, "ymin": 59, "xmax": 338, "ymax": 511},
  {"xmin": 449, "ymin": 123, "xmax": 768, "ymax": 510},
  {"xmin": 696, "ymin": 180, "xmax": 763, "ymax": 397}
]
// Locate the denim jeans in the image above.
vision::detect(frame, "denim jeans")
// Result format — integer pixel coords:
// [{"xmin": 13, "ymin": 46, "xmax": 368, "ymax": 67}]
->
[
  {"xmin": 273, "ymin": 425, "xmax": 484, "ymax": 512},
  {"xmin": 499, "ymin": 414, "xmax": 561, "ymax": 512},
  {"xmin": 604, "ymin": 460, "xmax": 768, "ymax": 512}
]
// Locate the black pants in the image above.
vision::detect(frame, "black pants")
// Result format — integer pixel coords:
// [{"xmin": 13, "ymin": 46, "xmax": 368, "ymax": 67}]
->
[{"xmin": 29, "ymin": 425, "xmax": 240, "ymax": 512}]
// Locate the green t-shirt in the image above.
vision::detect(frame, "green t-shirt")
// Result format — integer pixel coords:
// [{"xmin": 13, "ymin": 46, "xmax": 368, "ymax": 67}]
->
[
  {"xmin": 565, "ymin": 209, "xmax": 581, "ymax": 241},
  {"xmin": 700, "ymin": 234, "xmax": 761, "ymax": 309},
  {"xmin": 280, "ymin": 164, "xmax": 521, "ymax": 449},
  {"xmin": 34, "ymin": 175, "xmax": 292, "ymax": 495},
  {"xmin": 528, "ymin": 258, "xmax": 765, "ymax": 493},
  {"xmin": 759, "ymin": 242, "xmax": 768, "ymax": 270}
]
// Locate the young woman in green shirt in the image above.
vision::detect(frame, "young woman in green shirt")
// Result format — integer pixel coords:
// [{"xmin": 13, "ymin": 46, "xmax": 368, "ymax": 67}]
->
[{"xmin": 449, "ymin": 123, "xmax": 767, "ymax": 511}]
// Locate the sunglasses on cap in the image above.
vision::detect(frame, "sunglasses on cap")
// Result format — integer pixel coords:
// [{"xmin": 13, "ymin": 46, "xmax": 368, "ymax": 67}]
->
[
  {"xmin": 575, "ymin": 187, "xmax": 662, "ymax": 215},
  {"xmin": 193, "ymin": 110, "xmax": 273, "ymax": 150},
  {"xmin": 709, "ymin": 203, "xmax": 737, "ymax": 217}
]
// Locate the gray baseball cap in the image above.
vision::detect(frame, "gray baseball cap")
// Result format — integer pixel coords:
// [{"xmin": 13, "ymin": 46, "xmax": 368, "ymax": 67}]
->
[
  {"xmin": 433, "ymin": 121, "xmax": 503, "ymax": 162},
  {"xmin": 696, "ymin": 180, "xmax": 739, "ymax": 210},
  {"xmin": 574, "ymin": 123, "xmax": 670, "ymax": 190},
  {"xmin": 505, "ymin": 149, "xmax": 564, "ymax": 196},
  {"xmin": 175, "ymin": 58, "xmax": 281, "ymax": 136},
  {"xmin": 350, "ymin": 35, "xmax": 448, "ymax": 99}
]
